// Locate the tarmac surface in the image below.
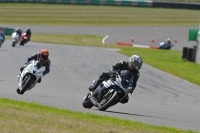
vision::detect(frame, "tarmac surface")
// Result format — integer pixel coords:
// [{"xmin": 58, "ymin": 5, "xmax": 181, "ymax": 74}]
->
[{"xmin": 0, "ymin": 25, "xmax": 200, "ymax": 132}]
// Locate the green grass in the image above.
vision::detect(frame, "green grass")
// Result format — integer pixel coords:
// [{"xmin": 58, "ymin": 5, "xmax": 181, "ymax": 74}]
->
[
  {"xmin": 0, "ymin": 98, "xmax": 198, "ymax": 133},
  {"xmin": 0, "ymin": 3, "xmax": 200, "ymax": 26}
]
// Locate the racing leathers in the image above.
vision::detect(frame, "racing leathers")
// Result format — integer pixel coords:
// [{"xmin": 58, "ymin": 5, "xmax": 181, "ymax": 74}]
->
[
  {"xmin": 25, "ymin": 30, "xmax": 31, "ymax": 41},
  {"xmin": 91, "ymin": 61, "xmax": 140, "ymax": 104},
  {"xmin": 19, "ymin": 53, "xmax": 50, "ymax": 83}
]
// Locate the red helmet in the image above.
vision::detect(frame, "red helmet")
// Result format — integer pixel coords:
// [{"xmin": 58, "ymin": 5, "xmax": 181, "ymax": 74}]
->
[{"xmin": 40, "ymin": 49, "xmax": 49, "ymax": 61}]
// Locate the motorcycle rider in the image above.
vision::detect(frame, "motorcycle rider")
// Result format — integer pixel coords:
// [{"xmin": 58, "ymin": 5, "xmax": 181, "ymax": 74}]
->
[
  {"xmin": 14, "ymin": 27, "xmax": 22, "ymax": 39},
  {"xmin": 166, "ymin": 38, "xmax": 171, "ymax": 45},
  {"xmin": 25, "ymin": 28, "xmax": 31, "ymax": 41},
  {"xmin": 18, "ymin": 49, "xmax": 50, "ymax": 84},
  {"xmin": 0, "ymin": 31, "xmax": 5, "ymax": 43},
  {"xmin": 160, "ymin": 38, "xmax": 172, "ymax": 49},
  {"xmin": 89, "ymin": 55, "xmax": 143, "ymax": 104}
]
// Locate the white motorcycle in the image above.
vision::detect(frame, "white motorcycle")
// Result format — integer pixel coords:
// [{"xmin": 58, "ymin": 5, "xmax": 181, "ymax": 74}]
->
[
  {"xmin": 11, "ymin": 32, "xmax": 20, "ymax": 47},
  {"xmin": 16, "ymin": 60, "xmax": 45, "ymax": 95}
]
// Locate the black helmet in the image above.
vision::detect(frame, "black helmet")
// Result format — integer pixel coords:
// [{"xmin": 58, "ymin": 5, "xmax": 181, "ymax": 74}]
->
[
  {"xmin": 16, "ymin": 27, "xmax": 21, "ymax": 32},
  {"xmin": 27, "ymin": 28, "xmax": 30, "ymax": 32}
]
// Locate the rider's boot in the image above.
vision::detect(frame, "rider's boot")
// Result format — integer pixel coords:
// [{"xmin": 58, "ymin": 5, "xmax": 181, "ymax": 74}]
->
[{"xmin": 88, "ymin": 79, "xmax": 103, "ymax": 91}]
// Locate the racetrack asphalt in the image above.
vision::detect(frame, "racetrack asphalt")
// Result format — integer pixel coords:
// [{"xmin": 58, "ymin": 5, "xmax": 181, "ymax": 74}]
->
[{"xmin": 0, "ymin": 25, "xmax": 200, "ymax": 132}]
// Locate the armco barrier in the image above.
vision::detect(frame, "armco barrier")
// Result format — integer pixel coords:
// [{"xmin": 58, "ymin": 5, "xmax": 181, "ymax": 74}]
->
[
  {"xmin": 5, "ymin": 28, "xmax": 14, "ymax": 35},
  {"xmin": 153, "ymin": 2, "xmax": 200, "ymax": 10},
  {"xmin": 0, "ymin": 27, "xmax": 14, "ymax": 35},
  {"xmin": 0, "ymin": 0, "xmax": 153, "ymax": 7},
  {"xmin": 1, "ymin": 0, "xmax": 200, "ymax": 9}
]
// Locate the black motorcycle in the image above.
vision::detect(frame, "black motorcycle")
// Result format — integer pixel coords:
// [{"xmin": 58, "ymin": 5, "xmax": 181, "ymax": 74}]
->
[{"xmin": 82, "ymin": 71, "xmax": 131, "ymax": 111}]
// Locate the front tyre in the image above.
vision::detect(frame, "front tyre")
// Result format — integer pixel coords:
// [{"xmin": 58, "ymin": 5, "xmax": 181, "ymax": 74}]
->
[
  {"xmin": 20, "ymin": 41, "xmax": 24, "ymax": 46},
  {"xmin": 19, "ymin": 39, "xmax": 25, "ymax": 46},
  {"xmin": 82, "ymin": 92, "xmax": 94, "ymax": 109},
  {"xmin": 99, "ymin": 91, "xmax": 119, "ymax": 111},
  {"xmin": 20, "ymin": 75, "xmax": 34, "ymax": 95},
  {"xmin": 12, "ymin": 41, "xmax": 16, "ymax": 47}
]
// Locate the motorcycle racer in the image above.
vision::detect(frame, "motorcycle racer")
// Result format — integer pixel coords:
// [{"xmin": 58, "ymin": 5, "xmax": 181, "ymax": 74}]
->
[
  {"xmin": 14, "ymin": 27, "xmax": 22, "ymax": 39},
  {"xmin": 89, "ymin": 55, "xmax": 143, "ymax": 104},
  {"xmin": 18, "ymin": 49, "xmax": 50, "ymax": 84}
]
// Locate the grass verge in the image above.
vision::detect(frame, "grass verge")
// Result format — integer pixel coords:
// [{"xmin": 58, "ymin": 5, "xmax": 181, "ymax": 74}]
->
[
  {"xmin": 0, "ymin": 98, "xmax": 198, "ymax": 133},
  {"xmin": 0, "ymin": 3, "xmax": 200, "ymax": 26}
]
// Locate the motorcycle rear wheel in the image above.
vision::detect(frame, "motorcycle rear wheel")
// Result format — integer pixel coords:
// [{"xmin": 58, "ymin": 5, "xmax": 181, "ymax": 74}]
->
[{"xmin": 99, "ymin": 91, "xmax": 119, "ymax": 111}]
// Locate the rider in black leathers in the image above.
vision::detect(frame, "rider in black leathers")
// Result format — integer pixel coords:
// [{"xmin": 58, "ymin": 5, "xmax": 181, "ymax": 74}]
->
[
  {"xmin": 89, "ymin": 55, "xmax": 143, "ymax": 104},
  {"xmin": 25, "ymin": 28, "xmax": 31, "ymax": 41},
  {"xmin": 18, "ymin": 49, "xmax": 50, "ymax": 83}
]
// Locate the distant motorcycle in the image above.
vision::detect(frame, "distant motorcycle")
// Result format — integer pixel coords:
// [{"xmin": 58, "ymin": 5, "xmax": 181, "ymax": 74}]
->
[
  {"xmin": 16, "ymin": 60, "xmax": 45, "ymax": 95},
  {"xmin": 158, "ymin": 42, "xmax": 173, "ymax": 50},
  {"xmin": 0, "ymin": 35, "xmax": 4, "ymax": 48},
  {"xmin": 11, "ymin": 32, "xmax": 20, "ymax": 47},
  {"xmin": 82, "ymin": 70, "xmax": 131, "ymax": 111},
  {"xmin": 19, "ymin": 33, "xmax": 29, "ymax": 46}
]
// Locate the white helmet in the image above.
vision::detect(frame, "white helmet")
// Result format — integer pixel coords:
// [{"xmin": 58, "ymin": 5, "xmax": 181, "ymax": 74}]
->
[{"xmin": 129, "ymin": 55, "xmax": 143, "ymax": 70}]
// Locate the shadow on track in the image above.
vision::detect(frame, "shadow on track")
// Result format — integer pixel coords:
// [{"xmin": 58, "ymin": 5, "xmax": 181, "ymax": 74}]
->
[{"xmin": 93, "ymin": 109, "xmax": 169, "ymax": 120}]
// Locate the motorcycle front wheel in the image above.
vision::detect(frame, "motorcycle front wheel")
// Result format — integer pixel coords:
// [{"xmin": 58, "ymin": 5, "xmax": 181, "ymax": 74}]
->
[
  {"xmin": 20, "ymin": 75, "xmax": 35, "ymax": 95},
  {"xmin": 19, "ymin": 39, "xmax": 26, "ymax": 46},
  {"xmin": 82, "ymin": 92, "xmax": 94, "ymax": 109},
  {"xmin": 12, "ymin": 41, "xmax": 16, "ymax": 47}
]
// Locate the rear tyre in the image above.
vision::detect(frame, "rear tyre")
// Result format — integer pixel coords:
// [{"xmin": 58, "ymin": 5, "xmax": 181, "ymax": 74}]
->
[
  {"xmin": 99, "ymin": 91, "xmax": 119, "ymax": 111},
  {"xmin": 82, "ymin": 92, "xmax": 94, "ymax": 109}
]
